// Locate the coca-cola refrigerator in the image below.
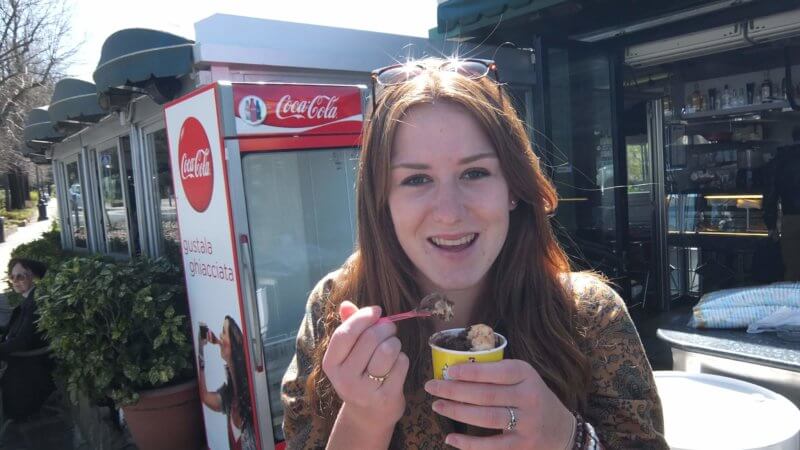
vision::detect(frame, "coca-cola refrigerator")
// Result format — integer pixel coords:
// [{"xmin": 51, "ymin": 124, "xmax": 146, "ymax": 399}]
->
[{"xmin": 164, "ymin": 81, "xmax": 365, "ymax": 450}]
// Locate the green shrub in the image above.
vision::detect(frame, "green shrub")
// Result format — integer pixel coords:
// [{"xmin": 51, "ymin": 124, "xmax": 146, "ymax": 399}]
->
[
  {"xmin": 10, "ymin": 229, "xmax": 65, "ymax": 266},
  {"xmin": 36, "ymin": 256, "xmax": 194, "ymax": 406},
  {"xmin": 4, "ymin": 208, "xmax": 34, "ymax": 222}
]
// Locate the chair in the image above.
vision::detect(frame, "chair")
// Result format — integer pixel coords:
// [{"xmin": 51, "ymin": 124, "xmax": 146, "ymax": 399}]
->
[
  {"xmin": 0, "ymin": 346, "xmax": 55, "ymax": 441},
  {"xmin": 0, "ymin": 360, "xmax": 8, "ymax": 436}
]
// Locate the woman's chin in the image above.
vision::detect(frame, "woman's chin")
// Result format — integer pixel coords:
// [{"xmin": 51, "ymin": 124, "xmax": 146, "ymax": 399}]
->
[{"xmin": 425, "ymin": 274, "xmax": 485, "ymax": 293}]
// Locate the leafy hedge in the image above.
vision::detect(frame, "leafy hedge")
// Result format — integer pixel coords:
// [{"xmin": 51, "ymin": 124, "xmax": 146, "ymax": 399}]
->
[
  {"xmin": 9, "ymin": 231, "xmax": 194, "ymax": 407},
  {"xmin": 36, "ymin": 256, "xmax": 194, "ymax": 406},
  {"xmin": 10, "ymin": 229, "xmax": 66, "ymax": 267}
]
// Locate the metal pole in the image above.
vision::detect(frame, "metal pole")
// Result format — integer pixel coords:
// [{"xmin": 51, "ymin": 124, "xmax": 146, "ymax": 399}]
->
[{"xmin": 649, "ymin": 98, "xmax": 670, "ymax": 311}]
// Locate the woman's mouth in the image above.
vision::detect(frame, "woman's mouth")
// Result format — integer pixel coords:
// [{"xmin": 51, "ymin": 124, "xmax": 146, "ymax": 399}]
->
[{"xmin": 428, "ymin": 233, "xmax": 478, "ymax": 252}]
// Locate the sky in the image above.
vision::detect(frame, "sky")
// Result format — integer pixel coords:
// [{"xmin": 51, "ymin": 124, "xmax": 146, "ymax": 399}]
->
[{"xmin": 65, "ymin": 0, "xmax": 439, "ymax": 82}]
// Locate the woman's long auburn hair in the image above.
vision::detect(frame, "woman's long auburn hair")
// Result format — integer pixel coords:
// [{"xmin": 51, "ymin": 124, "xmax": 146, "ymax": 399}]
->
[{"xmin": 306, "ymin": 59, "xmax": 591, "ymax": 429}]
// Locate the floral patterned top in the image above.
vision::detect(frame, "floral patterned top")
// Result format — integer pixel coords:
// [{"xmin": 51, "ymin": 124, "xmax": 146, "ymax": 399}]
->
[{"xmin": 281, "ymin": 273, "xmax": 669, "ymax": 449}]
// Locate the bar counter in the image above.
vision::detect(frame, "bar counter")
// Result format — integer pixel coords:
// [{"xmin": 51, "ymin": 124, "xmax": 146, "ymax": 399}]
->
[{"xmin": 657, "ymin": 310, "xmax": 800, "ymax": 408}]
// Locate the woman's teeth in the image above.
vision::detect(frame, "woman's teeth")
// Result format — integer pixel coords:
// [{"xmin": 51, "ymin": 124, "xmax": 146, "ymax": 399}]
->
[{"xmin": 430, "ymin": 233, "xmax": 476, "ymax": 248}]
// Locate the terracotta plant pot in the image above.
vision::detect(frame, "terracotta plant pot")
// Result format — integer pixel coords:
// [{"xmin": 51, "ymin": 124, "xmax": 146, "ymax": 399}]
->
[{"xmin": 122, "ymin": 378, "xmax": 206, "ymax": 450}]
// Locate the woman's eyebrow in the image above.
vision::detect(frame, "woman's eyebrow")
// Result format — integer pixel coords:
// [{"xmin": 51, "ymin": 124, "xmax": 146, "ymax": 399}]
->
[
  {"xmin": 391, "ymin": 152, "xmax": 497, "ymax": 169},
  {"xmin": 459, "ymin": 152, "xmax": 497, "ymax": 165}
]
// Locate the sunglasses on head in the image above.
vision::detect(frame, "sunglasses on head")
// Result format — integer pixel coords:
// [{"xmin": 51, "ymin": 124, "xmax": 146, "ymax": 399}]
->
[
  {"xmin": 10, "ymin": 272, "xmax": 30, "ymax": 282},
  {"xmin": 369, "ymin": 58, "xmax": 501, "ymax": 113}
]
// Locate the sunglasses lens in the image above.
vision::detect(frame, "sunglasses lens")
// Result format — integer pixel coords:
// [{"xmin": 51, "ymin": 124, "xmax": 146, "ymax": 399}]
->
[
  {"xmin": 376, "ymin": 64, "xmax": 424, "ymax": 86},
  {"xmin": 441, "ymin": 60, "xmax": 491, "ymax": 79}
]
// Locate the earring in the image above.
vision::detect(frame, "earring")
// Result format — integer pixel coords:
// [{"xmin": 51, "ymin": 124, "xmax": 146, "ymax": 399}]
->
[{"xmin": 510, "ymin": 200, "xmax": 518, "ymax": 208}]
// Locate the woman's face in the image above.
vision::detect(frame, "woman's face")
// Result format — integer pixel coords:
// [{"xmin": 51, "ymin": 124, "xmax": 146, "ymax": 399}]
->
[
  {"xmin": 220, "ymin": 319, "xmax": 232, "ymax": 363},
  {"xmin": 10, "ymin": 264, "xmax": 34, "ymax": 294},
  {"xmin": 388, "ymin": 102, "xmax": 514, "ymax": 294}
]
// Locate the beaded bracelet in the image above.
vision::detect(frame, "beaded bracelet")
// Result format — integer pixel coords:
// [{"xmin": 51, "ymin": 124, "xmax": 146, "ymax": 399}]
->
[
  {"xmin": 571, "ymin": 412, "xmax": 601, "ymax": 450},
  {"xmin": 572, "ymin": 413, "xmax": 585, "ymax": 450}
]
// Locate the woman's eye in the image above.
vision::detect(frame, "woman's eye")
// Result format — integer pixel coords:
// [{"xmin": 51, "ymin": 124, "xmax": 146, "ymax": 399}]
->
[
  {"xmin": 400, "ymin": 174, "xmax": 431, "ymax": 186},
  {"xmin": 462, "ymin": 168, "xmax": 489, "ymax": 180}
]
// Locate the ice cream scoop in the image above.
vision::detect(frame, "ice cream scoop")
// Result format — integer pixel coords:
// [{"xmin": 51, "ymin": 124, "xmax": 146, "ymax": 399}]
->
[
  {"xmin": 379, "ymin": 293, "xmax": 454, "ymax": 323},
  {"xmin": 432, "ymin": 323, "xmax": 498, "ymax": 351},
  {"xmin": 466, "ymin": 324, "xmax": 495, "ymax": 351}
]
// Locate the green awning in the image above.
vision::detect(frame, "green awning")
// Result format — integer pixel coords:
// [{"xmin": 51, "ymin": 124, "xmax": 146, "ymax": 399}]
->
[
  {"xmin": 48, "ymin": 78, "xmax": 105, "ymax": 126},
  {"xmin": 93, "ymin": 28, "xmax": 194, "ymax": 102},
  {"xmin": 435, "ymin": 0, "xmax": 568, "ymax": 40},
  {"xmin": 26, "ymin": 152, "xmax": 52, "ymax": 165},
  {"xmin": 433, "ymin": 0, "xmax": 741, "ymax": 43},
  {"xmin": 23, "ymin": 107, "xmax": 64, "ymax": 150}
]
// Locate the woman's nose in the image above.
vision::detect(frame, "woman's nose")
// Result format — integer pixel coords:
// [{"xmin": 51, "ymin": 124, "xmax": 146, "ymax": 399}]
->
[{"xmin": 431, "ymin": 182, "xmax": 465, "ymax": 224}]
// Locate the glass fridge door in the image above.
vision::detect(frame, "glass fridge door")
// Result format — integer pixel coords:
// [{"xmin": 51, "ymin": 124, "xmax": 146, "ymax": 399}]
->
[
  {"xmin": 533, "ymin": 37, "xmax": 629, "ymax": 294},
  {"xmin": 241, "ymin": 147, "xmax": 359, "ymax": 441}
]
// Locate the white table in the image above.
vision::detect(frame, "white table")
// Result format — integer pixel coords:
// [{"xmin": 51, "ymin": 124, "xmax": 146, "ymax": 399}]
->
[{"xmin": 654, "ymin": 371, "xmax": 800, "ymax": 450}]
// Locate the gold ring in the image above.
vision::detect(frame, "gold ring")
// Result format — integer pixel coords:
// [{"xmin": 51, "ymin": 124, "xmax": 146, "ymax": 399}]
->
[{"xmin": 367, "ymin": 372, "xmax": 389, "ymax": 385}]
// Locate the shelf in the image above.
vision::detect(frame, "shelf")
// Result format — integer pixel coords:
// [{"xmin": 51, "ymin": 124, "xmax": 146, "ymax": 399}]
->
[
  {"xmin": 670, "ymin": 190, "xmax": 765, "ymax": 196},
  {"xmin": 671, "ymin": 231, "xmax": 769, "ymax": 238},
  {"xmin": 679, "ymin": 100, "xmax": 790, "ymax": 121},
  {"xmin": 667, "ymin": 141, "xmax": 777, "ymax": 150}
]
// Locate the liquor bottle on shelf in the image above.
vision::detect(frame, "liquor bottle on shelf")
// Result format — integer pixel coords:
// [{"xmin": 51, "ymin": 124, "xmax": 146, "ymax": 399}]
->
[
  {"xmin": 691, "ymin": 83, "xmax": 702, "ymax": 111},
  {"xmin": 761, "ymin": 72, "xmax": 772, "ymax": 102},
  {"xmin": 722, "ymin": 85, "xmax": 731, "ymax": 109},
  {"xmin": 746, "ymin": 83, "xmax": 755, "ymax": 104},
  {"xmin": 708, "ymin": 88, "xmax": 717, "ymax": 110}
]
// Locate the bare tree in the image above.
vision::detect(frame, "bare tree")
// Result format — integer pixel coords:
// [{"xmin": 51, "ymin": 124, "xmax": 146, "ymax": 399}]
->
[{"xmin": 0, "ymin": 0, "xmax": 76, "ymax": 208}]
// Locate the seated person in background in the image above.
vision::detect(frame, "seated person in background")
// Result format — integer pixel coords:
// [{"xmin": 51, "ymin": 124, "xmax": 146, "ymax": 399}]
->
[{"xmin": 0, "ymin": 258, "xmax": 54, "ymax": 420}]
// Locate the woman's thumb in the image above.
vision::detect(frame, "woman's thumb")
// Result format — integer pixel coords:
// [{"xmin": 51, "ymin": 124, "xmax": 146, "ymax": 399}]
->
[{"xmin": 338, "ymin": 300, "xmax": 359, "ymax": 321}]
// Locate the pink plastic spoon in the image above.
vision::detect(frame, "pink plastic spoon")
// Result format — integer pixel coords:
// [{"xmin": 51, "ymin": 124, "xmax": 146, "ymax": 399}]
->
[{"xmin": 378, "ymin": 293, "xmax": 454, "ymax": 324}]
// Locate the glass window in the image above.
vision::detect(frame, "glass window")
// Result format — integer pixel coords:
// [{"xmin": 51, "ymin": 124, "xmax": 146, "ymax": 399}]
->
[
  {"xmin": 507, "ymin": 87, "xmax": 531, "ymax": 128},
  {"xmin": 121, "ymin": 137, "xmax": 140, "ymax": 255},
  {"xmin": 242, "ymin": 148, "xmax": 358, "ymax": 441},
  {"xmin": 97, "ymin": 145, "xmax": 129, "ymax": 256},
  {"xmin": 627, "ymin": 140, "xmax": 651, "ymax": 194},
  {"xmin": 65, "ymin": 160, "xmax": 88, "ymax": 249},
  {"xmin": 543, "ymin": 47, "xmax": 617, "ymax": 264},
  {"xmin": 146, "ymin": 129, "xmax": 179, "ymax": 259}
]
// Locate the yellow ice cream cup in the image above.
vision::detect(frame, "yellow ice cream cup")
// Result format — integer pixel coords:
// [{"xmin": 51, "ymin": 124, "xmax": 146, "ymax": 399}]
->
[{"xmin": 429, "ymin": 328, "xmax": 507, "ymax": 380}]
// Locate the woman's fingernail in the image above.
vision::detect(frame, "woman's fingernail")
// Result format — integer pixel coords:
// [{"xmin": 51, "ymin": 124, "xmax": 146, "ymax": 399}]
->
[
  {"xmin": 431, "ymin": 400, "xmax": 441, "ymax": 412},
  {"xmin": 445, "ymin": 435, "xmax": 456, "ymax": 446},
  {"xmin": 445, "ymin": 365, "xmax": 458, "ymax": 379},
  {"xmin": 424, "ymin": 381, "xmax": 435, "ymax": 393}
]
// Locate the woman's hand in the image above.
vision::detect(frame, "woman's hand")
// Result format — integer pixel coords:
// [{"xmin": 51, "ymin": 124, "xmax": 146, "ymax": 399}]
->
[
  {"xmin": 424, "ymin": 359, "xmax": 576, "ymax": 450},
  {"xmin": 322, "ymin": 301, "xmax": 410, "ymax": 429}
]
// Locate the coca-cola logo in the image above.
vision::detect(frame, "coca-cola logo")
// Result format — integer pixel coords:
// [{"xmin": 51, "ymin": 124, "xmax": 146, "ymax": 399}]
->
[
  {"xmin": 178, "ymin": 117, "xmax": 214, "ymax": 212},
  {"xmin": 275, "ymin": 95, "xmax": 339, "ymax": 120}
]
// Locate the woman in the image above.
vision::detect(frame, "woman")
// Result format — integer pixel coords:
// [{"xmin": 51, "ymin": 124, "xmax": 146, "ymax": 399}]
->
[
  {"xmin": 198, "ymin": 316, "xmax": 256, "ymax": 450},
  {"xmin": 281, "ymin": 58, "xmax": 668, "ymax": 449},
  {"xmin": 1, "ymin": 258, "xmax": 54, "ymax": 420}
]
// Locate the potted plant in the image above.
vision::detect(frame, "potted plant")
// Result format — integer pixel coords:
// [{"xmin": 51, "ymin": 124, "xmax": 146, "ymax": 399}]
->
[{"xmin": 36, "ymin": 255, "xmax": 205, "ymax": 450}]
